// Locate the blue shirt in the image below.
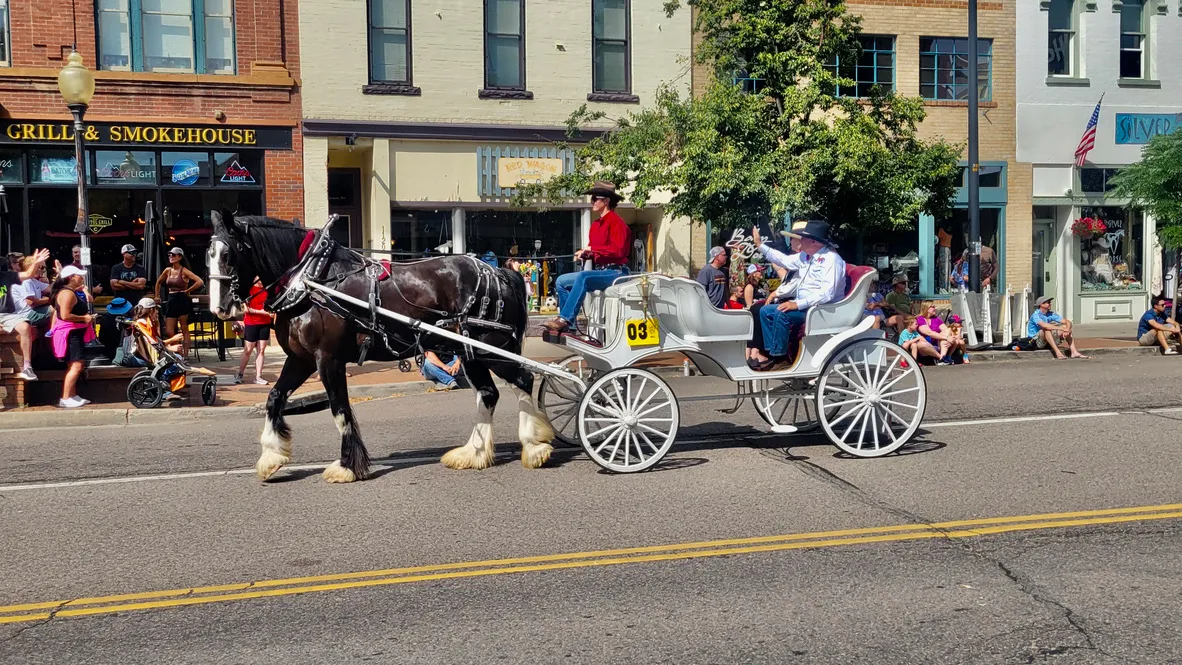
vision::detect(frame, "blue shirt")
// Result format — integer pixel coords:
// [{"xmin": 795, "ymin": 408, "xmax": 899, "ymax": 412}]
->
[
  {"xmin": 1138, "ymin": 309, "xmax": 1167, "ymax": 337},
  {"xmin": 1027, "ymin": 309, "xmax": 1063, "ymax": 338},
  {"xmin": 898, "ymin": 329, "xmax": 920, "ymax": 344}
]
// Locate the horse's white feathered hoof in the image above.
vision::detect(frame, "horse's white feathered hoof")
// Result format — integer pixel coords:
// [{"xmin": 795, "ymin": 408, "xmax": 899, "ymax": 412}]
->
[
  {"xmin": 322, "ymin": 460, "xmax": 358, "ymax": 484},
  {"xmin": 521, "ymin": 441, "xmax": 553, "ymax": 469},
  {"xmin": 256, "ymin": 451, "xmax": 291, "ymax": 481},
  {"xmin": 441, "ymin": 444, "xmax": 495, "ymax": 470}
]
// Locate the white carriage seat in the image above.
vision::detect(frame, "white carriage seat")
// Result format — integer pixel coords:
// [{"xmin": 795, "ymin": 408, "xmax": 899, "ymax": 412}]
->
[
  {"xmin": 803, "ymin": 265, "xmax": 878, "ymax": 335},
  {"xmin": 656, "ymin": 277, "xmax": 753, "ymax": 343}
]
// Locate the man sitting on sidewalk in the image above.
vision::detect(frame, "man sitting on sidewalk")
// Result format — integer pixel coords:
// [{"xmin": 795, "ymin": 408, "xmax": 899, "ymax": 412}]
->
[
  {"xmin": 1027, "ymin": 295, "xmax": 1089, "ymax": 360},
  {"xmin": 1137, "ymin": 297, "xmax": 1181, "ymax": 355},
  {"xmin": 421, "ymin": 351, "xmax": 461, "ymax": 392}
]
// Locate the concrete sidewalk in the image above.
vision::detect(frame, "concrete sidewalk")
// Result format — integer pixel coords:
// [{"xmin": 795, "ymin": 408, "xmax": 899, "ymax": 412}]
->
[{"xmin": 0, "ymin": 320, "xmax": 1162, "ymax": 430}]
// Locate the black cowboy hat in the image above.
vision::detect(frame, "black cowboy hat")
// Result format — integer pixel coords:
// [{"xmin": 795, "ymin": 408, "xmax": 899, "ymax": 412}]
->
[
  {"xmin": 795, "ymin": 219, "xmax": 838, "ymax": 248},
  {"xmin": 583, "ymin": 180, "xmax": 624, "ymax": 204}
]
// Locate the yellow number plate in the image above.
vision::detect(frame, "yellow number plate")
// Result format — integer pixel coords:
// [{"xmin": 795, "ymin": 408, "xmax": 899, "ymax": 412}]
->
[{"xmin": 625, "ymin": 318, "xmax": 660, "ymax": 348}]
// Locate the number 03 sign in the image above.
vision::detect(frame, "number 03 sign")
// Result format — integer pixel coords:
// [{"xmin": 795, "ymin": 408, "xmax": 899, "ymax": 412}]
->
[{"xmin": 625, "ymin": 317, "xmax": 660, "ymax": 348}]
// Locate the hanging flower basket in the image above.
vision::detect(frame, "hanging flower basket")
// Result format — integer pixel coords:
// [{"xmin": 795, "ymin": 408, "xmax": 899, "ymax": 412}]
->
[{"xmin": 1071, "ymin": 217, "xmax": 1107, "ymax": 238}]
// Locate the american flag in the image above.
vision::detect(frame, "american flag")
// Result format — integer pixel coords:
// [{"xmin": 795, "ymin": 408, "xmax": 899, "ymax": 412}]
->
[{"xmin": 1074, "ymin": 95, "xmax": 1103, "ymax": 167}]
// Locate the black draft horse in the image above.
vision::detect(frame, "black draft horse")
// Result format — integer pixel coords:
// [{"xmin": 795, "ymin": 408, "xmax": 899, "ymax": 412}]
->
[{"xmin": 206, "ymin": 211, "xmax": 556, "ymax": 483}]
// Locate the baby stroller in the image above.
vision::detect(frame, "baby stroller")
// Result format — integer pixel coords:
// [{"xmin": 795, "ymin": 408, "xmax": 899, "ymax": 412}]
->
[{"xmin": 119, "ymin": 317, "xmax": 218, "ymax": 408}]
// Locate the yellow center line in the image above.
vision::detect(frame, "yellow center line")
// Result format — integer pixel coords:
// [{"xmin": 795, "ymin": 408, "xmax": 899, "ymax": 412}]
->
[{"xmin": 2, "ymin": 504, "xmax": 1181, "ymax": 625}]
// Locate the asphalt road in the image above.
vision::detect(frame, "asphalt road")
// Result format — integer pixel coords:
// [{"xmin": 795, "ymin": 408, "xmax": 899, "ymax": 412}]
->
[{"xmin": 2, "ymin": 355, "xmax": 1181, "ymax": 664}]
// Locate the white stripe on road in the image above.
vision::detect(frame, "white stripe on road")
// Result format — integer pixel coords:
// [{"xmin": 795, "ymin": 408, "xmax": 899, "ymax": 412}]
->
[{"xmin": 1, "ymin": 407, "xmax": 1179, "ymax": 494}]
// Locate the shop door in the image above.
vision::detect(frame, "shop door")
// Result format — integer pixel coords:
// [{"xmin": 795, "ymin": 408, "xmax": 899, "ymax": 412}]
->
[
  {"xmin": 1032, "ymin": 219, "xmax": 1057, "ymax": 303},
  {"xmin": 327, "ymin": 168, "xmax": 363, "ymax": 248}
]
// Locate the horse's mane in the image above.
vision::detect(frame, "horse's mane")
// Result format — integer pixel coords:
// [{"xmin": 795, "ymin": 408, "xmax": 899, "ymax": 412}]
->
[{"xmin": 232, "ymin": 215, "xmax": 311, "ymax": 281}]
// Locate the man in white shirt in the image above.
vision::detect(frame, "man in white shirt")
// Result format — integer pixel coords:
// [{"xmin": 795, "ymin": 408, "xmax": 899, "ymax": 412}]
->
[{"xmin": 748, "ymin": 220, "xmax": 846, "ymax": 370}]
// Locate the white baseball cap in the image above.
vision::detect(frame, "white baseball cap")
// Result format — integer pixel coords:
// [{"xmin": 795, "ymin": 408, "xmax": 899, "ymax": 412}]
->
[
  {"xmin": 137, "ymin": 297, "xmax": 157, "ymax": 309},
  {"xmin": 169, "ymin": 247, "xmax": 185, "ymax": 256},
  {"xmin": 60, "ymin": 265, "xmax": 86, "ymax": 279},
  {"xmin": 120, "ymin": 244, "xmax": 137, "ymax": 254}
]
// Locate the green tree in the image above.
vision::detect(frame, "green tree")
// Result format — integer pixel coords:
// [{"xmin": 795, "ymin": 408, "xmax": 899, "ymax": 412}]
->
[
  {"xmin": 1108, "ymin": 129, "xmax": 1182, "ymax": 249},
  {"xmin": 513, "ymin": 0, "xmax": 963, "ymax": 239}
]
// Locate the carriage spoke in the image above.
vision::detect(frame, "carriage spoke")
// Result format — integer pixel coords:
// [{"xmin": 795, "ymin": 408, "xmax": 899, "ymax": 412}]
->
[
  {"xmin": 593, "ymin": 426, "xmax": 624, "ymax": 454},
  {"xmin": 588, "ymin": 402, "xmax": 623, "ymax": 419},
  {"xmin": 856, "ymin": 402, "xmax": 871, "ymax": 448},
  {"xmin": 636, "ymin": 398, "xmax": 673, "ymax": 419},
  {"xmin": 827, "ymin": 401, "xmax": 867, "ymax": 427},
  {"xmin": 820, "ymin": 398, "xmax": 862, "ymax": 410},
  {"xmin": 869, "ymin": 409, "xmax": 880, "ymax": 450},
  {"xmin": 880, "ymin": 399, "xmax": 919, "ymax": 411},
  {"xmin": 878, "ymin": 403, "xmax": 910, "ymax": 427},
  {"xmin": 638, "ymin": 429, "xmax": 661, "ymax": 455},
  {"xmin": 822, "ymin": 384, "xmax": 863, "ymax": 399},
  {"xmin": 874, "ymin": 354, "xmax": 902, "ymax": 390},
  {"xmin": 606, "ymin": 429, "xmax": 626, "ymax": 463},
  {"xmin": 638, "ymin": 422, "xmax": 671, "ymax": 439},
  {"xmin": 834, "ymin": 366, "xmax": 866, "ymax": 391},
  {"xmin": 881, "ymin": 386, "xmax": 921, "ymax": 398},
  {"xmin": 876, "ymin": 406, "xmax": 899, "ymax": 443},
  {"xmin": 840, "ymin": 404, "xmax": 869, "ymax": 442},
  {"xmin": 876, "ymin": 367, "xmax": 915, "ymax": 395},
  {"xmin": 585, "ymin": 422, "xmax": 625, "ymax": 440}
]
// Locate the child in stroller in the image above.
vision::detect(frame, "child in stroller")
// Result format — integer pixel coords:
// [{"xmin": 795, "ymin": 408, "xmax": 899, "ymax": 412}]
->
[{"xmin": 119, "ymin": 297, "xmax": 216, "ymax": 407}]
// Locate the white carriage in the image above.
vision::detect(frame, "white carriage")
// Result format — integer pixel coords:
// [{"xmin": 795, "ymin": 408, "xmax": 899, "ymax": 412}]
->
[{"xmin": 537, "ymin": 265, "xmax": 928, "ymax": 473}]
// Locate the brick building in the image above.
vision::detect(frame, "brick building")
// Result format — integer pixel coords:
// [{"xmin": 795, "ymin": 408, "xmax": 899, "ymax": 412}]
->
[
  {"xmin": 0, "ymin": 0, "xmax": 301, "ymax": 285},
  {"xmin": 690, "ymin": 1, "xmax": 1028, "ymax": 299}
]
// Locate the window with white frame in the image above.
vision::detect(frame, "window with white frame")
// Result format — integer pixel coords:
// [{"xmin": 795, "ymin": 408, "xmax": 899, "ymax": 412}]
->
[
  {"xmin": 1119, "ymin": 0, "xmax": 1147, "ymax": 79},
  {"xmin": 0, "ymin": 0, "xmax": 10, "ymax": 66},
  {"xmin": 97, "ymin": 0, "xmax": 236, "ymax": 74},
  {"xmin": 369, "ymin": 0, "xmax": 411, "ymax": 84},
  {"xmin": 1047, "ymin": 0, "xmax": 1077, "ymax": 76}
]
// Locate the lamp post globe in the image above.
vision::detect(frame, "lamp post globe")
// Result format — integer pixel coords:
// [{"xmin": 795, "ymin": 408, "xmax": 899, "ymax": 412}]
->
[{"xmin": 57, "ymin": 51, "xmax": 96, "ymax": 107}]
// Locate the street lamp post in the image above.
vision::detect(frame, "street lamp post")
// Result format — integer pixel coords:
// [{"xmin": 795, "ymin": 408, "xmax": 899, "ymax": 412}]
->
[
  {"xmin": 967, "ymin": 0, "xmax": 981, "ymax": 293},
  {"xmin": 57, "ymin": 50, "xmax": 97, "ymax": 313},
  {"xmin": 57, "ymin": 51, "xmax": 109, "ymax": 366}
]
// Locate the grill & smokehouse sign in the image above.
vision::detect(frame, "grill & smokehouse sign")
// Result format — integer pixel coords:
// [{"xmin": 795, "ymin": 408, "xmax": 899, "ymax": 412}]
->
[{"xmin": 0, "ymin": 121, "xmax": 292, "ymax": 149}]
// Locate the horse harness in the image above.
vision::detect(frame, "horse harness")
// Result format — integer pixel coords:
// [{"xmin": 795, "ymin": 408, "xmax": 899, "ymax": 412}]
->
[{"xmin": 263, "ymin": 229, "xmax": 516, "ymax": 365}]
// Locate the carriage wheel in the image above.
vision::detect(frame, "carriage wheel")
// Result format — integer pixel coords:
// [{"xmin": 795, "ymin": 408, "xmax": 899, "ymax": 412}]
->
[
  {"xmin": 538, "ymin": 355, "xmax": 600, "ymax": 448},
  {"xmin": 577, "ymin": 368, "xmax": 679, "ymax": 473},
  {"xmin": 753, "ymin": 387, "xmax": 837, "ymax": 434},
  {"xmin": 127, "ymin": 375, "xmax": 165, "ymax": 409},
  {"xmin": 816, "ymin": 339, "xmax": 926, "ymax": 457}
]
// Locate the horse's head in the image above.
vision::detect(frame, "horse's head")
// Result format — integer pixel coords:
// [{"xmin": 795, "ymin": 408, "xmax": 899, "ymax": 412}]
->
[{"xmin": 207, "ymin": 210, "xmax": 250, "ymax": 320}]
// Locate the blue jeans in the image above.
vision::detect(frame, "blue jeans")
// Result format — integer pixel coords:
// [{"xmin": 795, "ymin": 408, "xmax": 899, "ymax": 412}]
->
[
  {"xmin": 421, "ymin": 361, "xmax": 457, "ymax": 388},
  {"xmin": 759, "ymin": 305, "xmax": 809, "ymax": 357},
  {"xmin": 555, "ymin": 268, "xmax": 628, "ymax": 323}
]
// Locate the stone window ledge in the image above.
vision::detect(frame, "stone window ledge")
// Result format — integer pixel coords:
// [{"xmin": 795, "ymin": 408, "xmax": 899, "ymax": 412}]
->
[
  {"xmin": 587, "ymin": 92, "xmax": 640, "ymax": 103},
  {"xmin": 1046, "ymin": 76, "xmax": 1091, "ymax": 86},
  {"xmin": 362, "ymin": 83, "xmax": 422, "ymax": 96},
  {"xmin": 1117, "ymin": 78, "xmax": 1161, "ymax": 88},
  {"xmin": 922, "ymin": 100, "xmax": 1000, "ymax": 109},
  {"xmin": 478, "ymin": 89, "xmax": 534, "ymax": 100}
]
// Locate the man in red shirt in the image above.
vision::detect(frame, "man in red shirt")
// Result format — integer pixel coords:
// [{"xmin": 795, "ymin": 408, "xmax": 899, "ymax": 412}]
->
[{"xmin": 543, "ymin": 181, "xmax": 632, "ymax": 333}]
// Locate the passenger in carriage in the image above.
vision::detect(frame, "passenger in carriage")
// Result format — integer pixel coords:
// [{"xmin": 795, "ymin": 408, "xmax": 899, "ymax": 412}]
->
[
  {"xmin": 743, "ymin": 222, "xmax": 804, "ymax": 365},
  {"xmin": 746, "ymin": 220, "xmax": 846, "ymax": 371},
  {"xmin": 542, "ymin": 181, "xmax": 632, "ymax": 334}
]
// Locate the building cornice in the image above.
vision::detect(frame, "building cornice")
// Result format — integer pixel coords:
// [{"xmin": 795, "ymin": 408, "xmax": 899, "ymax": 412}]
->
[{"xmin": 0, "ymin": 63, "xmax": 298, "ymax": 90}]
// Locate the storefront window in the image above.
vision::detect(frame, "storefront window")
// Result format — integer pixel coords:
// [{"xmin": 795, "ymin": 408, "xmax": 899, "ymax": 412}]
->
[
  {"xmin": 837, "ymin": 225, "xmax": 921, "ymax": 296},
  {"xmin": 390, "ymin": 208, "xmax": 451, "ymax": 256},
  {"xmin": 2, "ymin": 188, "xmax": 26, "ymax": 256},
  {"xmin": 83, "ymin": 189, "xmax": 157, "ymax": 286},
  {"xmin": 0, "ymin": 149, "xmax": 21, "ymax": 183},
  {"xmin": 466, "ymin": 210, "xmax": 577, "ymax": 260},
  {"xmin": 160, "ymin": 189, "xmax": 263, "ymax": 278},
  {"xmin": 161, "ymin": 151, "xmax": 211, "ymax": 187},
  {"xmin": 95, "ymin": 150, "xmax": 158, "ymax": 185},
  {"xmin": 214, "ymin": 151, "xmax": 262, "ymax": 186},
  {"xmin": 29, "ymin": 150, "xmax": 90, "ymax": 185},
  {"xmin": 1079, "ymin": 206, "xmax": 1142, "ymax": 292},
  {"xmin": 934, "ymin": 207, "xmax": 1001, "ymax": 293}
]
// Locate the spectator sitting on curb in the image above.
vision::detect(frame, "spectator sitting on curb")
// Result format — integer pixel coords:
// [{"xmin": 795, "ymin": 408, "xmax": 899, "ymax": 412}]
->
[
  {"xmin": 916, "ymin": 304, "xmax": 954, "ymax": 365},
  {"xmin": 421, "ymin": 351, "xmax": 461, "ymax": 392},
  {"xmin": 898, "ymin": 316, "xmax": 942, "ymax": 363},
  {"xmin": 883, "ymin": 274, "xmax": 912, "ymax": 335},
  {"xmin": 1028, "ymin": 295, "xmax": 1090, "ymax": 360},
  {"xmin": 1137, "ymin": 296, "xmax": 1181, "ymax": 355}
]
